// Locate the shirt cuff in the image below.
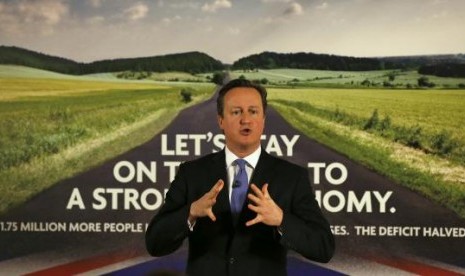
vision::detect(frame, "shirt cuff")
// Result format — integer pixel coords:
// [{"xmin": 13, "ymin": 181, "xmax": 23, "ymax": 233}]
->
[
  {"xmin": 277, "ymin": 225, "xmax": 283, "ymax": 236},
  {"xmin": 187, "ymin": 219, "xmax": 196, "ymax": 231}
]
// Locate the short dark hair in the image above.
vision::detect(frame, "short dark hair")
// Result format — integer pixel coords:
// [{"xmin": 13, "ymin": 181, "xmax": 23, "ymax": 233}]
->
[{"xmin": 216, "ymin": 78, "xmax": 268, "ymax": 117}]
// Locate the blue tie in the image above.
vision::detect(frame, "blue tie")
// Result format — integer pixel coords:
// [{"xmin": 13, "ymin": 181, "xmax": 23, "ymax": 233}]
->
[{"xmin": 231, "ymin": 159, "xmax": 249, "ymax": 214}]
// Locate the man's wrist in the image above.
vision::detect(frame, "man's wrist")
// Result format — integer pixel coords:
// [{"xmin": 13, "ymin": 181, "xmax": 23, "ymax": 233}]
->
[{"xmin": 188, "ymin": 214, "xmax": 197, "ymax": 224}]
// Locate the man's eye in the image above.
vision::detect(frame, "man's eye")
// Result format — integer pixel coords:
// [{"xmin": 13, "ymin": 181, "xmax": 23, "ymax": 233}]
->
[{"xmin": 232, "ymin": 110, "xmax": 240, "ymax": 115}]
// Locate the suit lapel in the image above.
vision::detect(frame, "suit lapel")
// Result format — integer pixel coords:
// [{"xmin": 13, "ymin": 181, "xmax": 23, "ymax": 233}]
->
[
  {"xmin": 250, "ymin": 149, "xmax": 275, "ymax": 190},
  {"xmin": 238, "ymin": 149, "xmax": 277, "ymax": 225},
  {"xmin": 210, "ymin": 150, "xmax": 233, "ymax": 224}
]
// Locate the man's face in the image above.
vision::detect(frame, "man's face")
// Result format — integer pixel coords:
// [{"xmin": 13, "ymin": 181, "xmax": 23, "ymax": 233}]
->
[{"xmin": 218, "ymin": 87, "xmax": 265, "ymax": 156}]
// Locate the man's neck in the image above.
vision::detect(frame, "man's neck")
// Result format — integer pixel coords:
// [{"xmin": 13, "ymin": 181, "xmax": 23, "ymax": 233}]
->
[
  {"xmin": 225, "ymin": 145, "xmax": 261, "ymax": 169},
  {"xmin": 226, "ymin": 144, "xmax": 261, "ymax": 158}
]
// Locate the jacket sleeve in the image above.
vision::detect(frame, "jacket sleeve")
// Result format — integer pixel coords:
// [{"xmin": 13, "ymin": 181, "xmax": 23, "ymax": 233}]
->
[
  {"xmin": 279, "ymin": 167, "xmax": 335, "ymax": 262},
  {"xmin": 145, "ymin": 163, "xmax": 191, "ymax": 256}
]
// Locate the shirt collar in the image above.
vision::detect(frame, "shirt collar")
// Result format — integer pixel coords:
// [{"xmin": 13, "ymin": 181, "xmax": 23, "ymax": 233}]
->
[{"xmin": 225, "ymin": 145, "xmax": 261, "ymax": 169}]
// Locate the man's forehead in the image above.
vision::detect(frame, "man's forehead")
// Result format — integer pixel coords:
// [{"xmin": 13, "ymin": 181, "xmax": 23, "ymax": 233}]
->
[{"xmin": 229, "ymin": 105, "xmax": 260, "ymax": 108}]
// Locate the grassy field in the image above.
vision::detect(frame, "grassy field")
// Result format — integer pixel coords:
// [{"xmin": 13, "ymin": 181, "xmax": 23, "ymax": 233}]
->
[
  {"xmin": 0, "ymin": 66, "xmax": 214, "ymax": 213},
  {"xmin": 269, "ymin": 88, "xmax": 465, "ymax": 146},
  {"xmin": 231, "ymin": 68, "xmax": 465, "ymax": 88},
  {"xmin": 114, "ymin": 70, "xmax": 209, "ymax": 83},
  {"xmin": 268, "ymin": 87, "xmax": 465, "ymax": 217}
]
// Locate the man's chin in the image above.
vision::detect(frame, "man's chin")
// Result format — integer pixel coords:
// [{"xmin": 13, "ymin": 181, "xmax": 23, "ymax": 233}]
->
[{"xmin": 238, "ymin": 141, "xmax": 260, "ymax": 150}]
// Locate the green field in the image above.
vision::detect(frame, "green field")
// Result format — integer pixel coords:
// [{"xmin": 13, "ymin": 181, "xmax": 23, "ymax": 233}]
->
[
  {"xmin": 268, "ymin": 87, "xmax": 465, "ymax": 217},
  {"xmin": 114, "ymin": 70, "xmax": 209, "ymax": 83},
  {"xmin": 231, "ymin": 68, "xmax": 465, "ymax": 88},
  {"xmin": 269, "ymin": 88, "xmax": 465, "ymax": 146},
  {"xmin": 0, "ymin": 66, "xmax": 214, "ymax": 213}
]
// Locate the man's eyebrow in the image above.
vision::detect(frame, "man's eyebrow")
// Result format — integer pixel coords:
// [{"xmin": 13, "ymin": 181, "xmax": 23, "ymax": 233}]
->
[{"xmin": 230, "ymin": 105, "xmax": 259, "ymax": 109}]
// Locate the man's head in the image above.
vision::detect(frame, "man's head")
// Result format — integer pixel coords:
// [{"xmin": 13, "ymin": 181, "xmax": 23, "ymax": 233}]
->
[
  {"xmin": 217, "ymin": 79, "xmax": 267, "ymax": 157},
  {"xmin": 217, "ymin": 79, "xmax": 267, "ymax": 117}
]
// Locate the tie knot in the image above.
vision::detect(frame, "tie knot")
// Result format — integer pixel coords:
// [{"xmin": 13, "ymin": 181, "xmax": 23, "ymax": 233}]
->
[{"xmin": 235, "ymin": 159, "xmax": 247, "ymax": 170}]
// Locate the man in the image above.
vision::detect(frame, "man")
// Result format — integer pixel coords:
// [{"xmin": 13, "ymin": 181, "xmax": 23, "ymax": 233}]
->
[{"xmin": 145, "ymin": 79, "xmax": 334, "ymax": 276}]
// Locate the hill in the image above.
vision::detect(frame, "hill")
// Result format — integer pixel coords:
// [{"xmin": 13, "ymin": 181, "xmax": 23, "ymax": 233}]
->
[
  {"xmin": 379, "ymin": 54, "xmax": 465, "ymax": 70},
  {"xmin": 418, "ymin": 63, "xmax": 465, "ymax": 78},
  {"xmin": 85, "ymin": 51, "xmax": 224, "ymax": 74},
  {"xmin": 232, "ymin": 51, "xmax": 465, "ymax": 72},
  {"xmin": 0, "ymin": 46, "xmax": 225, "ymax": 75},
  {"xmin": 0, "ymin": 46, "xmax": 81, "ymax": 74},
  {"xmin": 2, "ymin": 46, "xmax": 464, "ymax": 76},
  {"xmin": 232, "ymin": 51, "xmax": 384, "ymax": 71}
]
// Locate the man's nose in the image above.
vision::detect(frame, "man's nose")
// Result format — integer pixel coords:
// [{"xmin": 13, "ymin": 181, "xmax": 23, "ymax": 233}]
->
[{"xmin": 240, "ymin": 113, "xmax": 251, "ymax": 123}]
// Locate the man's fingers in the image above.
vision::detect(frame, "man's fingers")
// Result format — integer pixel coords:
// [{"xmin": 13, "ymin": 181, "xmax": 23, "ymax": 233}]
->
[
  {"xmin": 246, "ymin": 216, "xmax": 261, "ymax": 227},
  {"xmin": 262, "ymin": 183, "xmax": 269, "ymax": 197},
  {"xmin": 247, "ymin": 193, "xmax": 260, "ymax": 204},
  {"xmin": 216, "ymin": 179, "xmax": 224, "ymax": 191},
  {"xmin": 209, "ymin": 179, "xmax": 224, "ymax": 198},
  {"xmin": 248, "ymin": 203, "xmax": 259, "ymax": 213},
  {"xmin": 207, "ymin": 209, "xmax": 216, "ymax": 221},
  {"xmin": 249, "ymin": 184, "xmax": 264, "ymax": 198}
]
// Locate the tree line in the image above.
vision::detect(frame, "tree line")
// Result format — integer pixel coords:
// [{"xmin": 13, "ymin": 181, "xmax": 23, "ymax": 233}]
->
[
  {"xmin": 1, "ymin": 46, "xmax": 464, "ymax": 77},
  {"xmin": 232, "ymin": 51, "xmax": 387, "ymax": 71},
  {"xmin": 0, "ymin": 46, "xmax": 224, "ymax": 75},
  {"xmin": 232, "ymin": 51, "xmax": 465, "ymax": 75},
  {"xmin": 418, "ymin": 63, "xmax": 465, "ymax": 78}
]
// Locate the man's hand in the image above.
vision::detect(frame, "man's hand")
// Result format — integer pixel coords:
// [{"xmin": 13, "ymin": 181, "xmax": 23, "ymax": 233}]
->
[
  {"xmin": 246, "ymin": 183, "xmax": 283, "ymax": 227},
  {"xmin": 189, "ymin": 179, "xmax": 224, "ymax": 223}
]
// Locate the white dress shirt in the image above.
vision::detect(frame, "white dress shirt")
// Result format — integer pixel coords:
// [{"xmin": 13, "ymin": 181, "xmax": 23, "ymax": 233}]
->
[
  {"xmin": 188, "ymin": 146, "xmax": 262, "ymax": 231},
  {"xmin": 224, "ymin": 145, "xmax": 261, "ymax": 202}
]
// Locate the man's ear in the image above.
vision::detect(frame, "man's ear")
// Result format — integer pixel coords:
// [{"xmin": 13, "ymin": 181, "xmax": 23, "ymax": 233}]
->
[{"xmin": 217, "ymin": 114, "xmax": 224, "ymax": 129}]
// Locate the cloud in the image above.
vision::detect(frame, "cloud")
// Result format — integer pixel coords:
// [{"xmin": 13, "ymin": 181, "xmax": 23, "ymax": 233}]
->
[
  {"xmin": 283, "ymin": 2, "xmax": 303, "ymax": 16},
  {"xmin": 228, "ymin": 27, "xmax": 240, "ymax": 35},
  {"xmin": 431, "ymin": 0, "xmax": 447, "ymax": 5},
  {"xmin": 88, "ymin": 0, "xmax": 103, "ymax": 8},
  {"xmin": 87, "ymin": 16, "xmax": 105, "ymax": 24},
  {"xmin": 162, "ymin": 15, "xmax": 182, "ymax": 25},
  {"xmin": 261, "ymin": 0, "xmax": 291, "ymax": 2},
  {"xmin": 124, "ymin": 2, "xmax": 149, "ymax": 21},
  {"xmin": 316, "ymin": 2, "xmax": 328, "ymax": 10},
  {"xmin": 18, "ymin": 0, "xmax": 69, "ymax": 25},
  {"xmin": 201, "ymin": 0, "xmax": 232, "ymax": 13},
  {"xmin": 170, "ymin": 2, "xmax": 200, "ymax": 9},
  {"xmin": 0, "ymin": 0, "xmax": 68, "ymax": 35},
  {"xmin": 432, "ymin": 10, "xmax": 448, "ymax": 19}
]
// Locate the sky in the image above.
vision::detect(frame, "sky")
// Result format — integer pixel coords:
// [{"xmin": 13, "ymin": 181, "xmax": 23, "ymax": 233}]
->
[{"xmin": 0, "ymin": 0, "xmax": 464, "ymax": 63}]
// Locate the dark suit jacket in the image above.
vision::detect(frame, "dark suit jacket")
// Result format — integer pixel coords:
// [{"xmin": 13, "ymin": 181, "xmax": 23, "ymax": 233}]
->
[{"xmin": 145, "ymin": 149, "xmax": 334, "ymax": 276}]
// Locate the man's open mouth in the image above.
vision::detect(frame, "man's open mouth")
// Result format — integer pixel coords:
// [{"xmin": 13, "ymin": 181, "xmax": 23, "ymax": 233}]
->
[{"xmin": 240, "ymin": 128, "xmax": 251, "ymax": 135}]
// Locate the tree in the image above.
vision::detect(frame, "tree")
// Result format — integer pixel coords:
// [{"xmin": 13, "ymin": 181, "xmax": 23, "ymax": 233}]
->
[
  {"xmin": 418, "ymin": 76, "xmax": 435, "ymax": 88},
  {"xmin": 211, "ymin": 72, "xmax": 226, "ymax": 85},
  {"xmin": 361, "ymin": 79, "xmax": 371, "ymax": 86},
  {"xmin": 388, "ymin": 73, "xmax": 396, "ymax": 82},
  {"xmin": 260, "ymin": 78, "xmax": 269, "ymax": 85},
  {"xmin": 180, "ymin": 88, "xmax": 193, "ymax": 103}
]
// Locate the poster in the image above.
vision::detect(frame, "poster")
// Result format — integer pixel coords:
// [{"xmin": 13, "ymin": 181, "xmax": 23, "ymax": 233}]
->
[{"xmin": 1, "ymin": 0, "xmax": 464, "ymax": 275}]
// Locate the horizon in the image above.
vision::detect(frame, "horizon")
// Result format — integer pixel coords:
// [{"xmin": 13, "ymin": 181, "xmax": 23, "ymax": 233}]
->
[
  {"xmin": 2, "ymin": 44, "xmax": 464, "ymax": 65},
  {"xmin": 1, "ymin": 0, "xmax": 464, "ymax": 63}
]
